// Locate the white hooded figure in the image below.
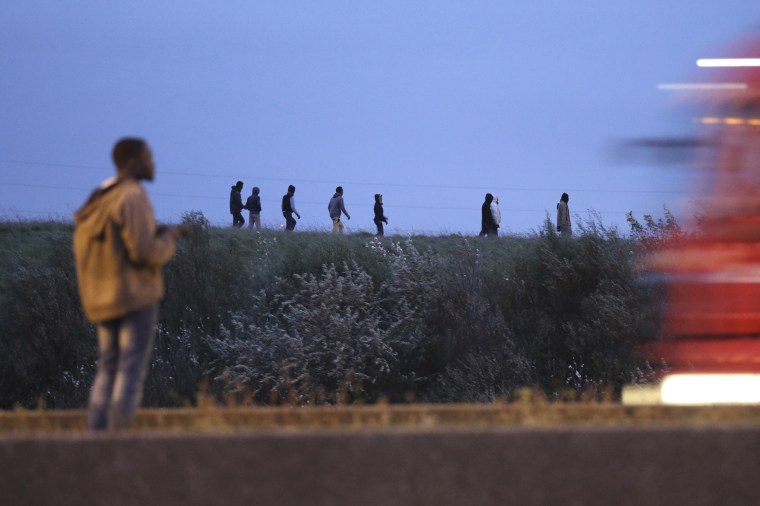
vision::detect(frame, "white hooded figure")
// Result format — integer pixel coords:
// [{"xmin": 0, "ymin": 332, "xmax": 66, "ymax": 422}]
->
[{"xmin": 490, "ymin": 194, "xmax": 501, "ymax": 229}]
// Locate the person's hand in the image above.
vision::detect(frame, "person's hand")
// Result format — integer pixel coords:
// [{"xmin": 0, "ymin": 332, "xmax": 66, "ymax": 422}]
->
[
  {"xmin": 296, "ymin": 213, "xmax": 301, "ymax": 219},
  {"xmin": 347, "ymin": 215, "xmax": 351, "ymax": 220},
  {"xmin": 384, "ymin": 219, "xmax": 388, "ymax": 224},
  {"xmin": 166, "ymin": 224, "xmax": 192, "ymax": 239}
]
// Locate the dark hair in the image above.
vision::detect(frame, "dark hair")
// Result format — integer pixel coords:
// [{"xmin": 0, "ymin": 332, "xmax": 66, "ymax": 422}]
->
[
  {"xmin": 288, "ymin": 185, "xmax": 295, "ymax": 193},
  {"xmin": 112, "ymin": 138, "xmax": 146, "ymax": 169},
  {"xmin": 336, "ymin": 186, "xmax": 343, "ymax": 194},
  {"xmin": 561, "ymin": 192, "xmax": 569, "ymax": 202},
  {"xmin": 374, "ymin": 193, "xmax": 382, "ymax": 202},
  {"xmin": 236, "ymin": 181, "xmax": 244, "ymax": 188}
]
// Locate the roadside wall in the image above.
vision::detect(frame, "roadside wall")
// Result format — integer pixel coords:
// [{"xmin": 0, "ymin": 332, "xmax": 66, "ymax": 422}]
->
[{"xmin": 1, "ymin": 426, "xmax": 758, "ymax": 506}]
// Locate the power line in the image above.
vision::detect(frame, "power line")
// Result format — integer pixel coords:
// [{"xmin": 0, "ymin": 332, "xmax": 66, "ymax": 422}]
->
[
  {"xmin": 0, "ymin": 158, "xmax": 685, "ymax": 195},
  {"xmin": 0, "ymin": 159, "xmax": 109, "ymax": 171},
  {"xmin": 0, "ymin": 181, "xmax": 684, "ymax": 215}
]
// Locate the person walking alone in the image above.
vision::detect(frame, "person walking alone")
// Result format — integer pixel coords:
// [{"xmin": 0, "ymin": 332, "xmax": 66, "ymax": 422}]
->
[
  {"xmin": 282, "ymin": 184, "xmax": 300, "ymax": 231},
  {"xmin": 373, "ymin": 194, "xmax": 388, "ymax": 236},
  {"xmin": 479, "ymin": 193, "xmax": 498, "ymax": 237},
  {"xmin": 230, "ymin": 180, "xmax": 245, "ymax": 228},
  {"xmin": 556, "ymin": 192, "xmax": 571, "ymax": 237},
  {"xmin": 490, "ymin": 193, "xmax": 501, "ymax": 236},
  {"xmin": 245, "ymin": 186, "xmax": 262, "ymax": 231},
  {"xmin": 328, "ymin": 186, "xmax": 351, "ymax": 234},
  {"xmin": 73, "ymin": 137, "xmax": 186, "ymax": 430}
]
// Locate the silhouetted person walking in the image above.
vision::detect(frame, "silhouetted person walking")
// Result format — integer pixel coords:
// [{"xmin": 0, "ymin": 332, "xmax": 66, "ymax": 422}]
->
[
  {"xmin": 479, "ymin": 193, "xmax": 497, "ymax": 237},
  {"xmin": 328, "ymin": 186, "xmax": 351, "ymax": 234},
  {"xmin": 230, "ymin": 180, "xmax": 245, "ymax": 228},
  {"xmin": 491, "ymin": 193, "xmax": 501, "ymax": 236},
  {"xmin": 245, "ymin": 186, "xmax": 261, "ymax": 231},
  {"xmin": 557, "ymin": 192, "xmax": 571, "ymax": 237},
  {"xmin": 282, "ymin": 184, "xmax": 300, "ymax": 231},
  {"xmin": 73, "ymin": 137, "xmax": 185, "ymax": 430},
  {"xmin": 373, "ymin": 194, "xmax": 388, "ymax": 236}
]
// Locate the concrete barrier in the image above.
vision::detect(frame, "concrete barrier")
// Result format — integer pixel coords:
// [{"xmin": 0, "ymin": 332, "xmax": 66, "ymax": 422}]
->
[{"xmin": 1, "ymin": 426, "xmax": 759, "ymax": 505}]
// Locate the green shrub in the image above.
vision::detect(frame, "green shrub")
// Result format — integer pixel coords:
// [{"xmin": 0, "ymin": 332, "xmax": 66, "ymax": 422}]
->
[
  {"xmin": 0, "ymin": 239, "xmax": 95, "ymax": 408},
  {"xmin": 143, "ymin": 211, "xmax": 254, "ymax": 406},
  {"xmin": 206, "ymin": 261, "xmax": 423, "ymax": 404}
]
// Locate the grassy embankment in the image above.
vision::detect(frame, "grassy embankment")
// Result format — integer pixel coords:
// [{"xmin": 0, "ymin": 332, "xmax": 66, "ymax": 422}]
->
[{"xmin": 0, "ymin": 212, "xmax": 664, "ymax": 412}]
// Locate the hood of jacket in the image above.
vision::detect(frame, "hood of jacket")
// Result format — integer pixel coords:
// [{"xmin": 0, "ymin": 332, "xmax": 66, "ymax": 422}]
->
[{"xmin": 74, "ymin": 177, "xmax": 123, "ymax": 239}]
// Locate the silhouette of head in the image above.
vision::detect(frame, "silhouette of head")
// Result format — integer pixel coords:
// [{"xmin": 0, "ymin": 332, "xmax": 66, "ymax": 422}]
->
[{"xmin": 112, "ymin": 138, "xmax": 154, "ymax": 181}]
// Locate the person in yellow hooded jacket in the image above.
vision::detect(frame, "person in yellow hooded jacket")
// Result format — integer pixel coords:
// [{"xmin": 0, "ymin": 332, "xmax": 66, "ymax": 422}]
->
[{"xmin": 73, "ymin": 137, "xmax": 186, "ymax": 430}]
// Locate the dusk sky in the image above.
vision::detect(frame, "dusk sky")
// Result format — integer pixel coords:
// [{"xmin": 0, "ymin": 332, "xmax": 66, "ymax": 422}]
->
[{"xmin": 2, "ymin": 1, "xmax": 759, "ymax": 234}]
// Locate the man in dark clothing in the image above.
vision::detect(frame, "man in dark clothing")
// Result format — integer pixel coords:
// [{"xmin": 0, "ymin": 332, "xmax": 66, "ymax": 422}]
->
[
  {"xmin": 556, "ymin": 192, "xmax": 571, "ymax": 237},
  {"xmin": 480, "ymin": 193, "xmax": 498, "ymax": 237},
  {"xmin": 230, "ymin": 181, "xmax": 245, "ymax": 228},
  {"xmin": 245, "ymin": 186, "xmax": 262, "ymax": 231},
  {"xmin": 282, "ymin": 184, "xmax": 300, "ymax": 231},
  {"xmin": 373, "ymin": 194, "xmax": 388, "ymax": 236}
]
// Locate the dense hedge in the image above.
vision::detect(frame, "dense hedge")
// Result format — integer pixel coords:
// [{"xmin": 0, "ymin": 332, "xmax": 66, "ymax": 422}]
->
[{"xmin": 0, "ymin": 212, "xmax": 665, "ymax": 409}]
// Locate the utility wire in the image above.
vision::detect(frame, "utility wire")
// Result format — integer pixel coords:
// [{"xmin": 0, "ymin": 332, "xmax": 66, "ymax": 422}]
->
[{"xmin": 0, "ymin": 158, "xmax": 685, "ymax": 195}]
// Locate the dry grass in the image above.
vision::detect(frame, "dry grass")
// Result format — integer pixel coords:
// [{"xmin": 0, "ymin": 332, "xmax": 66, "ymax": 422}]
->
[{"xmin": 3, "ymin": 389, "xmax": 760, "ymax": 434}]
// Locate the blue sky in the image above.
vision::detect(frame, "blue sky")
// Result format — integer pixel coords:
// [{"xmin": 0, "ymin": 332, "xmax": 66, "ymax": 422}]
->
[{"xmin": 1, "ymin": 1, "xmax": 759, "ymax": 234}]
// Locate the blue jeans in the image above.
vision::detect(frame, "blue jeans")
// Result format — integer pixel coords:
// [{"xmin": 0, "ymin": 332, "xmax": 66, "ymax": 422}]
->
[{"xmin": 87, "ymin": 305, "xmax": 158, "ymax": 430}]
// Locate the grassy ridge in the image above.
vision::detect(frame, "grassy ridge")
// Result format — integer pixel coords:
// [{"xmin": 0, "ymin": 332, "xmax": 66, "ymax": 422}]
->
[{"xmin": 0, "ymin": 212, "xmax": 663, "ymax": 409}]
